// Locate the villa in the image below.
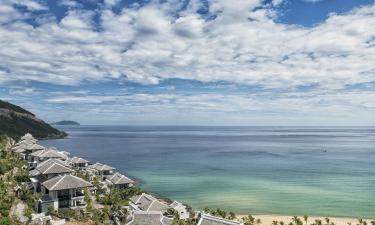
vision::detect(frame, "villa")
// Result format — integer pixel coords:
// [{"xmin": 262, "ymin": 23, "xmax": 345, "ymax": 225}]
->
[
  {"xmin": 197, "ymin": 214, "xmax": 243, "ymax": 225},
  {"xmin": 14, "ymin": 142, "xmax": 45, "ymax": 161},
  {"xmin": 105, "ymin": 172, "xmax": 135, "ymax": 189},
  {"xmin": 28, "ymin": 148, "xmax": 69, "ymax": 168},
  {"xmin": 37, "ymin": 174, "xmax": 93, "ymax": 213},
  {"xmin": 126, "ymin": 211, "xmax": 173, "ymax": 225},
  {"xmin": 68, "ymin": 156, "xmax": 89, "ymax": 169},
  {"xmin": 89, "ymin": 162, "xmax": 114, "ymax": 179},
  {"xmin": 29, "ymin": 158, "xmax": 73, "ymax": 192},
  {"xmin": 130, "ymin": 193, "xmax": 170, "ymax": 212}
]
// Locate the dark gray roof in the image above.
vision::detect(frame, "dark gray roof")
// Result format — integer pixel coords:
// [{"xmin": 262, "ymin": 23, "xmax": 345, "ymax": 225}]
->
[
  {"xmin": 30, "ymin": 149, "xmax": 68, "ymax": 160},
  {"xmin": 107, "ymin": 172, "xmax": 134, "ymax": 185},
  {"xmin": 131, "ymin": 193, "xmax": 170, "ymax": 212},
  {"xmin": 127, "ymin": 212, "xmax": 172, "ymax": 225},
  {"xmin": 198, "ymin": 214, "xmax": 242, "ymax": 225},
  {"xmin": 90, "ymin": 162, "xmax": 114, "ymax": 171},
  {"xmin": 42, "ymin": 175, "xmax": 92, "ymax": 191},
  {"xmin": 20, "ymin": 133, "xmax": 37, "ymax": 142},
  {"xmin": 34, "ymin": 159, "xmax": 73, "ymax": 175},
  {"xmin": 69, "ymin": 156, "xmax": 89, "ymax": 164}
]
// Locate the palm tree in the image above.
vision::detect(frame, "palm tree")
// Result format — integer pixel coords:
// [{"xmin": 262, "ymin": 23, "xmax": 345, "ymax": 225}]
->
[
  {"xmin": 228, "ymin": 212, "xmax": 236, "ymax": 220},
  {"xmin": 303, "ymin": 216, "xmax": 308, "ymax": 225}
]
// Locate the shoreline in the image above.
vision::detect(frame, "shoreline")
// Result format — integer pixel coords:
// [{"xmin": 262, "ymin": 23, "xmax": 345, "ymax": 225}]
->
[{"xmin": 236, "ymin": 215, "xmax": 375, "ymax": 225}]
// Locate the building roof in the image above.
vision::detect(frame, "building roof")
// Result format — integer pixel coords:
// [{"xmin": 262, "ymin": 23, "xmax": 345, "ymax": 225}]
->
[
  {"xmin": 25, "ymin": 143, "xmax": 45, "ymax": 151},
  {"xmin": 198, "ymin": 214, "xmax": 243, "ymax": 225},
  {"xmin": 30, "ymin": 149, "xmax": 68, "ymax": 160},
  {"xmin": 107, "ymin": 172, "xmax": 134, "ymax": 185},
  {"xmin": 69, "ymin": 156, "xmax": 89, "ymax": 164},
  {"xmin": 20, "ymin": 133, "xmax": 37, "ymax": 142},
  {"xmin": 130, "ymin": 193, "xmax": 170, "ymax": 212},
  {"xmin": 37, "ymin": 158, "xmax": 70, "ymax": 168},
  {"xmin": 34, "ymin": 159, "xmax": 73, "ymax": 175},
  {"xmin": 42, "ymin": 175, "xmax": 93, "ymax": 191},
  {"xmin": 90, "ymin": 162, "xmax": 114, "ymax": 171},
  {"xmin": 126, "ymin": 211, "xmax": 172, "ymax": 225}
]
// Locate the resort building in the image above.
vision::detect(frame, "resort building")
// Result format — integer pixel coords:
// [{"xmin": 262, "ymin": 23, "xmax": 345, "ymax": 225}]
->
[
  {"xmin": 126, "ymin": 211, "xmax": 173, "ymax": 225},
  {"xmin": 28, "ymin": 148, "xmax": 69, "ymax": 168},
  {"xmin": 68, "ymin": 156, "xmax": 89, "ymax": 169},
  {"xmin": 30, "ymin": 159, "xmax": 73, "ymax": 192},
  {"xmin": 89, "ymin": 162, "xmax": 114, "ymax": 179},
  {"xmin": 197, "ymin": 214, "xmax": 243, "ymax": 225},
  {"xmin": 14, "ymin": 143, "xmax": 45, "ymax": 161},
  {"xmin": 130, "ymin": 193, "xmax": 170, "ymax": 212},
  {"xmin": 20, "ymin": 133, "xmax": 38, "ymax": 143},
  {"xmin": 170, "ymin": 201, "xmax": 190, "ymax": 219},
  {"xmin": 37, "ymin": 174, "xmax": 93, "ymax": 213},
  {"xmin": 105, "ymin": 172, "xmax": 135, "ymax": 189}
]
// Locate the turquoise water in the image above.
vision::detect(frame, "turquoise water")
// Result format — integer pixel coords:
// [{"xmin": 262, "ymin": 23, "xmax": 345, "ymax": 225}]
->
[{"xmin": 40, "ymin": 126, "xmax": 375, "ymax": 218}]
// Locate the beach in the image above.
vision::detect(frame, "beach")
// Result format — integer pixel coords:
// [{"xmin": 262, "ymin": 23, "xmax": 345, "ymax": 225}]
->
[{"xmin": 237, "ymin": 215, "xmax": 374, "ymax": 225}]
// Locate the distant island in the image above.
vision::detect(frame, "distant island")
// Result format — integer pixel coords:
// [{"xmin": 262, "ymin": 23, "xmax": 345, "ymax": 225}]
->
[
  {"xmin": 52, "ymin": 120, "xmax": 80, "ymax": 126},
  {"xmin": 0, "ymin": 100, "xmax": 67, "ymax": 139}
]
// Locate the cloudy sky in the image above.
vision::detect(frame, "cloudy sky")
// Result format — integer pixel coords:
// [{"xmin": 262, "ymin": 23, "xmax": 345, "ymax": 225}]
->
[{"xmin": 1, "ymin": 0, "xmax": 375, "ymax": 125}]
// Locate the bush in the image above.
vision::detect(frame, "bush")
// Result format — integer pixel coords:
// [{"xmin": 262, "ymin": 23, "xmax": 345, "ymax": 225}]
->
[{"xmin": 0, "ymin": 217, "xmax": 13, "ymax": 225}]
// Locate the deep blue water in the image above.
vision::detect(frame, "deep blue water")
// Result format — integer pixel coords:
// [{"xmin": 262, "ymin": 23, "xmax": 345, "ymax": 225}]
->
[{"xmin": 40, "ymin": 126, "xmax": 375, "ymax": 218}]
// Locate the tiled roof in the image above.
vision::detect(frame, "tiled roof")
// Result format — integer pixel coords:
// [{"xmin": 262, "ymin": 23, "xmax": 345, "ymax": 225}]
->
[
  {"xmin": 42, "ymin": 175, "xmax": 92, "ymax": 191},
  {"xmin": 89, "ymin": 162, "xmax": 114, "ymax": 171},
  {"xmin": 30, "ymin": 149, "xmax": 68, "ymax": 160},
  {"xmin": 34, "ymin": 159, "xmax": 73, "ymax": 175},
  {"xmin": 107, "ymin": 172, "xmax": 134, "ymax": 185},
  {"xmin": 131, "ymin": 193, "xmax": 170, "ymax": 212},
  {"xmin": 69, "ymin": 156, "xmax": 89, "ymax": 164},
  {"xmin": 198, "ymin": 214, "xmax": 243, "ymax": 225},
  {"xmin": 126, "ymin": 211, "xmax": 172, "ymax": 225}
]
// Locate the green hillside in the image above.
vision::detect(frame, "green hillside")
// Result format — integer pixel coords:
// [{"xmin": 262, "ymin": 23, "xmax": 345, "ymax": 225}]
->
[{"xmin": 0, "ymin": 100, "xmax": 66, "ymax": 140}]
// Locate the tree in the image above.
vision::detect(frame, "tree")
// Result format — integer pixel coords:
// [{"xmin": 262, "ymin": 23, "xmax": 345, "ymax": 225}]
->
[
  {"xmin": 228, "ymin": 212, "xmax": 236, "ymax": 220},
  {"xmin": 303, "ymin": 216, "xmax": 308, "ymax": 225}
]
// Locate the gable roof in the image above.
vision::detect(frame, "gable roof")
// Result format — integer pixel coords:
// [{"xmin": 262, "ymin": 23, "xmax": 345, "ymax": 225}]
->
[
  {"xmin": 37, "ymin": 158, "xmax": 70, "ymax": 168},
  {"xmin": 198, "ymin": 214, "xmax": 243, "ymax": 225},
  {"xmin": 107, "ymin": 172, "xmax": 134, "ymax": 185},
  {"xmin": 126, "ymin": 211, "xmax": 172, "ymax": 225},
  {"xmin": 20, "ymin": 133, "xmax": 37, "ymax": 142},
  {"xmin": 42, "ymin": 175, "xmax": 92, "ymax": 191},
  {"xmin": 30, "ymin": 149, "xmax": 68, "ymax": 160},
  {"xmin": 34, "ymin": 159, "xmax": 73, "ymax": 175},
  {"xmin": 130, "ymin": 193, "xmax": 170, "ymax": 212},
  {"xmin": 90, "ymin": 162, "xmax": 114, "ymax": 171},
  {"xmin": 69, "ymin": 156, "xmax": 89, "ymax": 164}
]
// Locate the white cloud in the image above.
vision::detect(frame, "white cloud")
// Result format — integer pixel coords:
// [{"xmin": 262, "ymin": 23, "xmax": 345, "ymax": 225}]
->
[
  {"xmin": 0, "ymin": 0, "xmax": 375, "ymax": 125},
  {"xmin": 0, "ymin": 0, "xmax": 374, "ymax": 89}
]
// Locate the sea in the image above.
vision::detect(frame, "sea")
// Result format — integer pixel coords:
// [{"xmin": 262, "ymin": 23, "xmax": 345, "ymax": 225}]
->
[{"xmin": 40, "ymin": 126, "xmax": 375, "ymax": 218}]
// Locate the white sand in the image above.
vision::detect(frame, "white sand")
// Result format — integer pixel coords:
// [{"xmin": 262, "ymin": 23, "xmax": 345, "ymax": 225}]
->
[{"xmin": 237, "ymin": 215, "xmax": 374, "ymax": 225}]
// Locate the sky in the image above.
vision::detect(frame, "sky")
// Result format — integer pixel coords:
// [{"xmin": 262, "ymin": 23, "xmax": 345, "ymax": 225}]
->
[{"xmin": 0, "ymin": 0, "xmax": 375, "ymax": 126}]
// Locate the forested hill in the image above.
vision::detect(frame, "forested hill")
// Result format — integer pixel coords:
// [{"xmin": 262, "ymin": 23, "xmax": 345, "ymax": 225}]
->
[{"xmin": 0, "ymin": 100, "xmax": 67, "ymax": 140}]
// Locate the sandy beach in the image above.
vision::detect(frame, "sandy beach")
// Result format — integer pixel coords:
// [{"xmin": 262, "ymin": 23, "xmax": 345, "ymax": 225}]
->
[{"xmin": 237, "ymin": 215, "xmax": 374, "ymax": 225}]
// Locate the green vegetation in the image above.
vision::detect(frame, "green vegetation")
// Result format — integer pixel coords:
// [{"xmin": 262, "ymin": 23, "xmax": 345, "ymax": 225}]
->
[
  {"xmin": 0, "ymin": 135, "xmax": 38, "ymax": 224},
  {"xmin": 0, "ymin": 100, "xmax": 66, "ymax": 140}
]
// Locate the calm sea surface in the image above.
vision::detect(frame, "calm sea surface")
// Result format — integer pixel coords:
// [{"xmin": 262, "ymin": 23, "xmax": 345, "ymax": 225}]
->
[{"xmin": 40, "ymin": 126, "xmax": 375, "ymax": 218}]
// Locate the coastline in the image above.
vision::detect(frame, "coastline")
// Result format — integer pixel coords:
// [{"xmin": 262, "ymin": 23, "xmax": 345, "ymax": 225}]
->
[{"xmin": 236, "ymin": 215, "xmax": 375, "ymax": 225}]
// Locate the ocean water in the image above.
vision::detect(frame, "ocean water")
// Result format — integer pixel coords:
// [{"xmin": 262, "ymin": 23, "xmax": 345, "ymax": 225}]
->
[{"xmin": 40, "ymin": 126, "xmax": 375, "ymax": 218}]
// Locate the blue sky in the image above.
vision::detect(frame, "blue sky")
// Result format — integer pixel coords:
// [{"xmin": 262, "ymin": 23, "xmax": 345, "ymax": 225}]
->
[{"xmin": 1, "ymin": 0, "xmax": 375, "ymax": 125}]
